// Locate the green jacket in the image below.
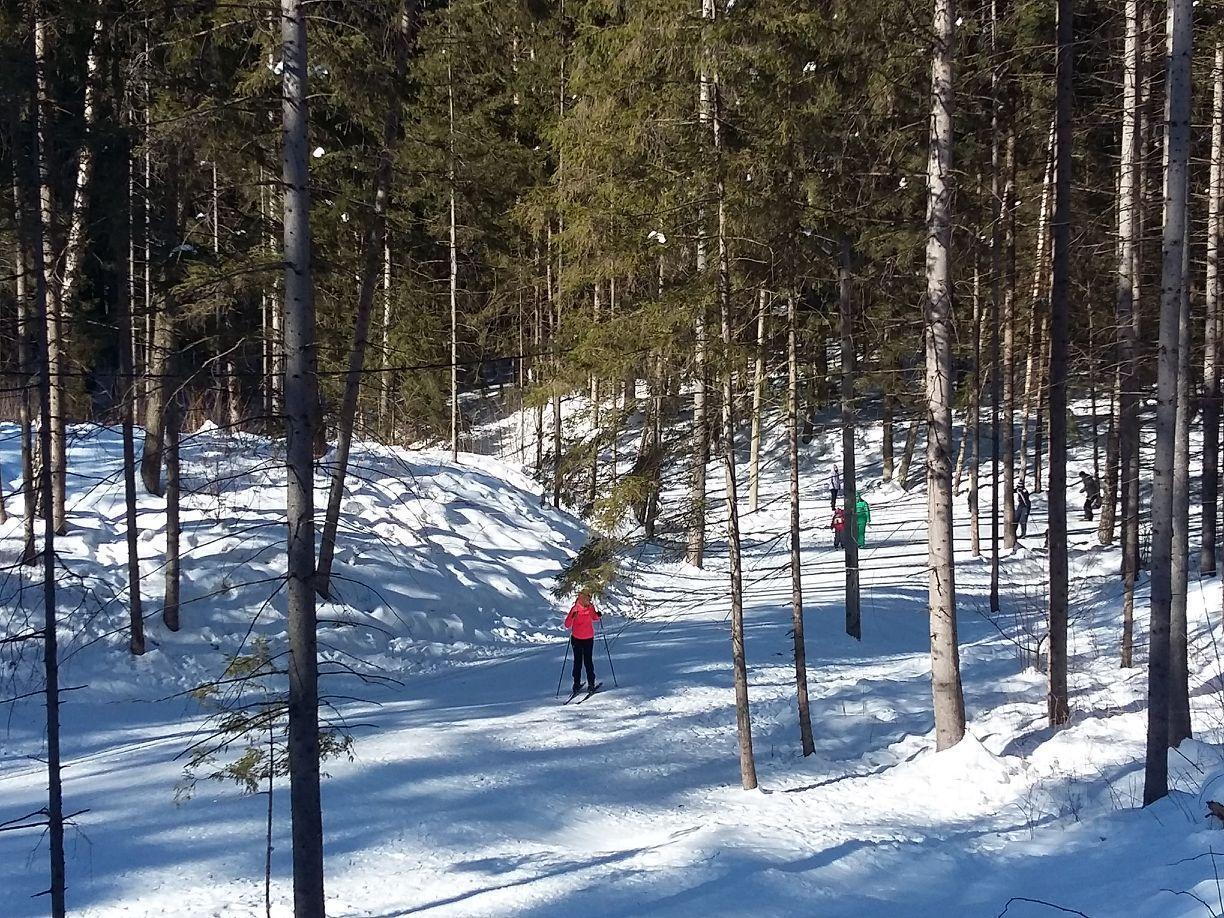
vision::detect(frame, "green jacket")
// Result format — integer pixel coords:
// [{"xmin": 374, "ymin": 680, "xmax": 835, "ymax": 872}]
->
[{"xmin": 855, "ymin": 498, "xmax": 871, "ymax": 524}]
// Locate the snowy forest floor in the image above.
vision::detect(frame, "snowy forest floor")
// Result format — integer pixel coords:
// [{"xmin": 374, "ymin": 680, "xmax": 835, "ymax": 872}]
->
[{"xmin": 3, "ymin": 414, "xmax": 1224, "ymax": 917}]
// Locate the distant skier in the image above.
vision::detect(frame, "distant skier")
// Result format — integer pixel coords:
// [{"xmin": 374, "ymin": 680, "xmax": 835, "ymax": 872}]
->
[
  {"xmin": 829, "ymin": 465, "xmax": 841, "ymax": 510},
  {"xmin": 1015, "ymin": 483, "xmax": 1031, "ymax": 540},
  {"xmin": 854, "ymin": 493, "xmax": 871, "ymax": 547},
  {"xmin": 831, "ymin": 506, "xmax": 846, "ymax": 550},
  {"xmin": 564, "ymin": 591, "xmax": 601, "ymax": 696},
  {"xmin": 1079, "ymin": 471, "xmax": 1101, "ymax": 522}
]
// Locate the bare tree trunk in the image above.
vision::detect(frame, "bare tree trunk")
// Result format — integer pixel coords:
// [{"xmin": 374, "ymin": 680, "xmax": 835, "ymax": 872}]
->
[
  {"xmin": 1122, "ymin": 11, "xmax": 1147, "ymax": 669},
  {"xmin": 748, "ymin": 288, "xmax": 767, "ymax": 513},
  {"xmin": 1034, "ymin": 327, "xmax": 1048, "ymax": 492},
  {"xmin": 1202, "ymin": 43, "xmax": 1224, "ymax": 577},
  {"xmin": 1145, "ymin": 0, "xmax": 1193, "ymax": 807},
  {"xmin": 1100, "ymin": 375, "xmax": 1119, "ymax": 544},
  {"xmin": 449, "ymin": 58, "xmax": 459, "ymax": 461},
  {"xmin": 141, "ymin": 151, "xmax": 179, "ymax": 497},
  {"xmin": 281, "ymin": 0, "xmax": 325, "ymax": 907},
  {"xmin": 1047, "ymin": 0, "xmax": 1073, "ymax": 728},
  {"xmin": 840, "ymin": 237, "xmax": 861, "ymax": 640},
  {"xmin": 163, "ymin": 385, "xmax": 180, "ymax": 632},
  {"xmin": 115, "ymin": 148, "xmax": 145, "ymax": 653},
  {"xmin": 589, "ymin": 282, "xmax": 601, "ymax": 507},
  {"xmin": 788, "ymin": 291, "xmax": 815, "ymax": 757},
  {"xmin": 316, "ymin": 0, "xmax": 416, "ymax": 598},
  {"xmin": 380, "ymin": 239, "xmax": 393, "ymax": 436},
  {"xmin": 713, "ymin": 56, "xmax": 757, "ymax": 789},
  {"xmin": 1000, "ymin": 90, "xmax": 1017, "ymax": 554},
  {"xmin": 897, "ymin": 415, "xmax": 921, "ymax": 490},
  {"xmin": 687, "ymin": 29, "xmax": 712, "ymax": 567},
  {"xmin": 969, "ymin": 258, "xmax": 982, "ymax": 560},
  {"xmin": 1018, "ymin": 124, "xmax": 1055, "ymax": 487},
  {"xmin": 1170, "ymin": 204, "xmax": 1193, "ymax": 748},
  {"xmin": 882, "ymin": 346, "xmax": 895, "ymax": 482},
  {"xmin": 13, "ymin": 178, "xmax": 36, "ymax": 566},
  {"xmin": 14, "ymin": 29, "xmax": 64, "ymax": 908},
  {"xmin": 925, "ymin": 0, "xmax": 966, "ymax": 751}
]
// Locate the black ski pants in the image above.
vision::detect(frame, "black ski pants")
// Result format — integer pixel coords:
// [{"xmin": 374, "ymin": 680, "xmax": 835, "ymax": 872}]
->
[{"xmin": 571, "ymin": 637, "xmax": 595, "ymax": 686}]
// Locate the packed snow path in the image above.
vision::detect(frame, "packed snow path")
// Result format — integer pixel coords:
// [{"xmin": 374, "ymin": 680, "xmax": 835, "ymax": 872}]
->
[{"xmin": 1, "ymin": 425, "xmax": 1223, "ymax": 917}]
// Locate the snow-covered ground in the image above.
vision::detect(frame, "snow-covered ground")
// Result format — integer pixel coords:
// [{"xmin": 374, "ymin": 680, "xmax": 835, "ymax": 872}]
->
[{"xmin": 1, "ymin": 412, "xmax": 1223, "ymax": 917}]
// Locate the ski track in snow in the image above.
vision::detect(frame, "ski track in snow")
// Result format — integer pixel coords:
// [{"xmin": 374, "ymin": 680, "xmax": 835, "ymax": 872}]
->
[{"xmin": 0, "ymin": 415, "xmax": 1223, "ymax": 916}]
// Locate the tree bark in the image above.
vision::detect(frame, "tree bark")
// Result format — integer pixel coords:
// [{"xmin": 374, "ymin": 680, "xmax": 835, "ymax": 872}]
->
[
  {"xmin": 897, "ymin": 415, "xmax": 921, "ymax": 490},
  {"xmin": 1018, "ymin": 123, "xmax": 1055, "ymax": 488},
  {"xmin": 12, "ymin": 178, "xmax": 36, "ymax": 566},
  {"xmin": 1145, "ymin": 0, "xmax": 1193, "ymax": 807},
  {"xmin": 281, "ymin": 0, "xmax": 325, "ymax": 907},
  {"xmin": 925, "ymin": 0, "xmax": 966, "ymax": 751},
  {"xmin": 163, "ymin": 384, "xmax": 180, "ymax": 632},
  {"xmin": 748, "ymin": 288, "xmax": 767, "ymax": 513},
  {"xmin": 315, "ymin": 0, "xmax": 417, "ymax": 598},
  {"xmin": 1047, "ymin": 0, "xmax": 1073, "ymax": 729},
  {"xmin": 705, "ymin": 12, "xmax": 756, "ymax": 788},
  {"xmin": 449, "ymin": 57, "xmax": 459, "ymax": 461},
  {"xmin": 115, "ymin": 146, "xmax": 145, "ymax": 653},
  {"xmin": 1170, "ymin": 201, "xmax": 1193, "ymax": 748},
  {"xmin": 14, "ymin": 22, "xmax": 64, "ymax": 908},
  {"xmin": 1202, "ymin": 43, "xmax": 1223, "ymax": 576},
  {"xmin": 1122, "ymin": 7, "xmax": 1147, "ymax": 669},
  {"xmin": 840, "ymin": 237, "xmax": 861, "ymax": 640},
  {"xmin": 788, "ymin": 292, "xmax": 815, "ymax": 756}
]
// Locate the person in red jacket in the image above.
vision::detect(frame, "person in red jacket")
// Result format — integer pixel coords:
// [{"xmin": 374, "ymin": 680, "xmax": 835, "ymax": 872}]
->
[
  {"xmin": 564, "ymin": 591, "xmax": 601, "ymax": 694},
  {"xmin": 831, "ymin": 507, "xmax": 846, "ymax": 550}
]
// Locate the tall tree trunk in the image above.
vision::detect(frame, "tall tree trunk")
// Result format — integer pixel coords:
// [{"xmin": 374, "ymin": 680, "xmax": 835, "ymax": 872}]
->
[
  {"xmin": 449, "ymin": 58, "xmax": 459, "ymax": 462},
  {"xmin": 970, "ymin": 258, "xmax": 982, "ymax": 560},
  {"xmin": 1145, "ymin": 0, "xmax": 1193, "ymax": 807},
  {"xmin": 1100, "ymin": 375, "xmax": 1119, "ymax": 544},
  {"xmin": 380, "ymin": 239, "xmax": 393, "ymax": 436},
  {"xmin": 897, "ymin": 415, "xmax": 921, "ymax": 490},
  {"xmin": 316, "ymin": 0, "xmax": 417, "ymax": 598},
  {"xmin": 687, "ymin": 18, "xmax": 713, "ymax": 568},
  {"xmin": 840, "ymin": 237, "xmax": 861, "ymax": 640},
  {"xmin": 788, "ymin": 292, "xmax": 815, "ymax": 756},
  {"xmin": 589, "ymin": 282, "xmax": 601, "ymax": 507},
  {"xmin": 989, "ymin": 0, "xmax": 1005, "ymax": 576},
  {"xmin": 281, "ymin": 0, "xmax": 325, "ymax": 907},
  {"xmin": 1001, "ymin": 99, "xmax": 1017, "ymax": 554},
  {"xmin": 882, "ymin": 346, "xmax": 895, "ymax": 482},
  {"xmin": 1018, "ymin": 124, "xmax": 1055, "ymax": 487},
  {"xmin": 1170, "ymin": 204, "xmax": 1193, "ymax": 748},
  {"xmin": 1047, "ymin": 0, "xmax": 1073, "ymax": 729},
  {"xmin": 1202, "ymin": 44, "xmax": 1223, "ymax": 576},
  {"xmin": 925, "ymin": 0, "xmax": 966, "ymax": 751},
  {"xmin": 163, "ymin": 384, "xmax": 180, "ymax": 632},
  {"xmin": 141, "ymin": 154, "xmax": 179, "ymax": 498},
  {"xmin": 713, "ymin": 64, "xmax": 757, "ymax": 790},
  {"xmin": 115, "ymin": 148, "xmax": 145, "ymax": 653},
  {"xmin": 13, "ymin": 178, "xmax": 36, "ymax": 566},
  {"xmin": 1122, "ymin": 7, "xmax": 1147, "ymax": 669},
  {"xmin": 748, "ymin": 288, "xmax": 767, "ymax": 513},
  {"xmin": 42, "ymin": 10, "xmax": 102, "ymax": 534},
  {"xmin": 14, "ymin": 27, "xmax": 64, "ymax": 908}
]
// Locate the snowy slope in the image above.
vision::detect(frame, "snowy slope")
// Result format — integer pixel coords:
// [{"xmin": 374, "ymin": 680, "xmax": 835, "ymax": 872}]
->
[{"xmin": 1, "ymin": 416, "xmax": 1223, "ymax": 917}]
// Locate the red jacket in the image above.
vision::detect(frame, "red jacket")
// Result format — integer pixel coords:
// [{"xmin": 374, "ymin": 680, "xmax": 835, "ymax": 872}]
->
[
  {"xmin": 831, "ymin": 509, "xmax": 846, "ymax": 532},
  {"xmin": 565, "ymin": 599, "xmax": 601, "ymax": 640}
]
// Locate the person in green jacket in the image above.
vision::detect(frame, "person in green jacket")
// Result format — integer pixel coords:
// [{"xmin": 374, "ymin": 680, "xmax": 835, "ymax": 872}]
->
[{"xmin": 854, "ymin": 494, "xmax": 871, "ymax": 547}]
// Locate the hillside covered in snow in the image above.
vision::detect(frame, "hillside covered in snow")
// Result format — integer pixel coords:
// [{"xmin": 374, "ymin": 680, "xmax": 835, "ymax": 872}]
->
[{"xmin": 1, "ymin": 415, "xmax": 1223, "ymax": 917}]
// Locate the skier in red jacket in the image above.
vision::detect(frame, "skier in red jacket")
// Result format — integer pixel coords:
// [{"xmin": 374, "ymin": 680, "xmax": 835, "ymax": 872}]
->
[{"xmin": 564, "ymin": 591, "xmax": 601, "ymax": 695}]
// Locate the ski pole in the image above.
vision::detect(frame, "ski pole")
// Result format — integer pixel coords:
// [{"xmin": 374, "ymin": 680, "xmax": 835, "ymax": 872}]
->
[
  {"xmin": 555, "ymin": 638, "xmax": 571, "ymax": 698},
  {"xmin": 599, "ymin": 618, "xmax": 618, "ymax": 688}
]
